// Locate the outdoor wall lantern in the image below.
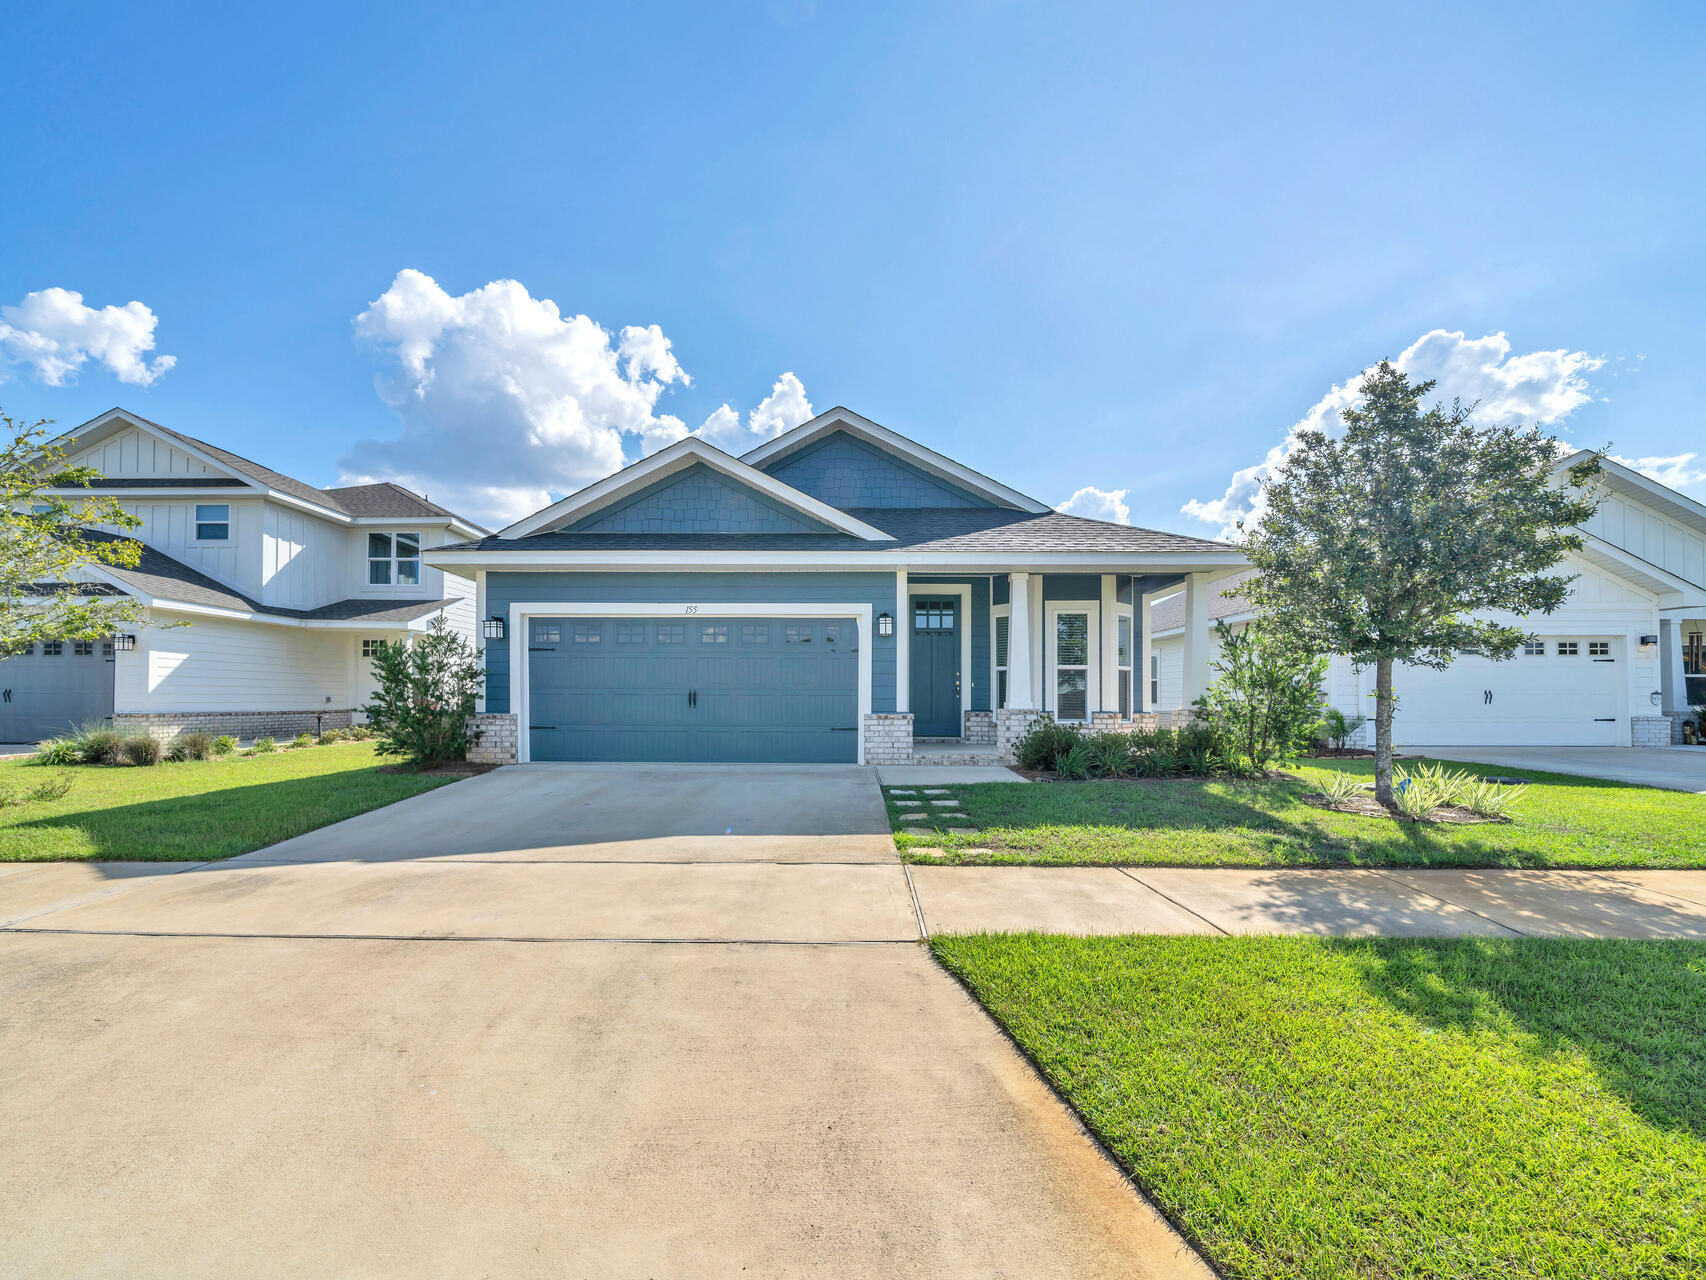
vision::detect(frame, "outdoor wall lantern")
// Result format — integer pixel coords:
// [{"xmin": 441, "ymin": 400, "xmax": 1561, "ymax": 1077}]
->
[
  {"xmin": 1639, "ymin": 634, "xmax": 1659, "ymax": 648},
  {"xmin": 1651, "ymin": 690, "xmax": 1664, "ymax": 706},
  {"xmin": 877, "ymin": 612, "xmax": 894, "ymax": 638},
  {"xmin": 482, "ymin": 616, "xmax": 507, "ymax": 641},
  {"xmin": 112, "ymin": 634, "xmax": 137, "ymax": 652}
]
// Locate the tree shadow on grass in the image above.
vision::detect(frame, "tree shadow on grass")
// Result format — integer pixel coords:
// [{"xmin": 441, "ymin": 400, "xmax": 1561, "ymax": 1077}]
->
[{"xmin": 1330, "ymin": 936, "xmax": 1706, "ymax": 1137}]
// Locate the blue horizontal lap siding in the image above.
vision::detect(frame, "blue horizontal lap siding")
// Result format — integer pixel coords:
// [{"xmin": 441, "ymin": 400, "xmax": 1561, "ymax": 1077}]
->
[{"xmin": 484, "ymin": 571, "xmax": 898, "ymax": 717}]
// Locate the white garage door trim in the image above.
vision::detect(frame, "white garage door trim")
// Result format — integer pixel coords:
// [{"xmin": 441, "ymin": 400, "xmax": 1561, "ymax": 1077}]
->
[{"xmin": 508, "ymin": 602, "xmax": 873, "ymax": 764}]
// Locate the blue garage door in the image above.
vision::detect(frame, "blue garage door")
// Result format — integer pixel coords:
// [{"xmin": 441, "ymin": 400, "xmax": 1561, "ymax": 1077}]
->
[
  {"xmin": 527, "ymin": 616, "xmax": 859, "ymax": 762},
  {"xmin": 0, "ymin": 640, "xmax": 117, "ymax": 743}
]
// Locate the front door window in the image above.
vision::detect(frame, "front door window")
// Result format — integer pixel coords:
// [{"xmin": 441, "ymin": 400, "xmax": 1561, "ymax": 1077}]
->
[{"xmin": 1055, "ymin": 612, "xmax": 1089, "ymax": 721}]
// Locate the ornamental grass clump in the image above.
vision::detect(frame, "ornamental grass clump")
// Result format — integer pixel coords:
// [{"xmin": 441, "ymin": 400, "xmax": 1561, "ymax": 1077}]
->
[{"xmin": 121, "ymin": 734, "xmax": 163, "ymax": 766}]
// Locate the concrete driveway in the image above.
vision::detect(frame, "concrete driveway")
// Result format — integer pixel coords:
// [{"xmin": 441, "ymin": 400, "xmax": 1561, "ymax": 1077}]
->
[
  {"xmin": 0, "ymin": 764, "xmax": 1208, "ymax": 1279},
  {"xmin": 1408, "ymin": 745, "xmax": 1706, "ymax": 793}
]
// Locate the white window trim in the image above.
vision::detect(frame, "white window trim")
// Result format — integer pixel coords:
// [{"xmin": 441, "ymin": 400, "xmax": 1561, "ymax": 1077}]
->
[
  {"xmin": 507, "ymin": 602, "xmax": 872, "ymax": 764},
  {"xmin": 1116, "ymin": 603, "xmax": 1135, "ymax": 718},
  {"xmin": 907, "ymin": 583, "xmax": 973, "ymax": 732},
  {"xmin": 367, "ymin": 531, "xmax": 424, "ymax": 590},
  {"xmin": 189, "ymin": 502, "xmax": 232, "ymax": 546},
  {"xmin": 990, "ymin": 601, "xmax": 1011, "ymax": 710},
  {"xmin": 1044, "ymin": 599, "xmax": 1100, "ymax": 723}
]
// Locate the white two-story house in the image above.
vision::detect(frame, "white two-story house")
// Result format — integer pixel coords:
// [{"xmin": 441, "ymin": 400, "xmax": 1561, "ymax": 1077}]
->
[{"xmin": 0, "ymin": 408, "xmax": 483, "ymax": 743}]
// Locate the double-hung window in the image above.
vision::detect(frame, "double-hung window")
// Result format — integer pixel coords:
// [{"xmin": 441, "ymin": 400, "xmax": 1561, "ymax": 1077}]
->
[
  {"xmin": 1117, "ymin": 613, "xmax": 1134, "ymax": 717},
  {"xmin": 1149, "ymin": 654, "xmax": 1160, "ymax": 706},
  {"xmin": 195, "ymin": 504, "xmax": 230, "ymax": 541},
  {"xmin": 367, "ymin": 532, "xmax": 421, "ymax": 585}
]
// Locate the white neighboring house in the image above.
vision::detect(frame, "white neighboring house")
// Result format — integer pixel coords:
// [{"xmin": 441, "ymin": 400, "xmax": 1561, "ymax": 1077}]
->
[
  {"xmin": 1147, "ymin": 455, "xmax": 1706, "ymax": 748},
  {"xmin": 0, "ymin": 408, "xmax": 484, "ymax": 743}
]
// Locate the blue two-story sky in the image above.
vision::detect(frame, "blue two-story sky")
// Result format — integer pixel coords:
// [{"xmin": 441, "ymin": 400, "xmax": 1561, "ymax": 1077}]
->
[{"xmin": 4, "ymin": 0, "xmax": 1702, "ymax": 531}]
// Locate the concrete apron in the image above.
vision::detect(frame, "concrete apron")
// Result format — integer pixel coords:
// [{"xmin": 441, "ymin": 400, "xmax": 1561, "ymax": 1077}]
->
[{"xmin": 0, "ymin": 769, "xmax": 1212, "ymax": 1279}]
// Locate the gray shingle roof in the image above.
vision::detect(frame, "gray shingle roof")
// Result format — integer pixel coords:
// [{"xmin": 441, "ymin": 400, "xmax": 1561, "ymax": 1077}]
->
[
  {"xmin": 444, "ymin": 507, "xmax": 1237, "ymax": 555},
  {"xmin": 1151, "ymin": 568, "xmax": 1257, "ymax": 632},
  {"xmin": 100, "ymin": 412, "xmax": 479, "ymax": 528},
  {"xmin": 81, "ymin": 532, "xmax": 456, "ymax": 626}
]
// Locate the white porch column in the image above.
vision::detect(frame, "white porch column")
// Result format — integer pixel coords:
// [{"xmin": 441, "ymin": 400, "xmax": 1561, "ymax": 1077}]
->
[
  {"xmin": 473, "ymin": 568, "xmax": 488, "ymax": 712},
  {"xmin": 1181, "ymin": 572, "xmax": 1213, "ymax": 707},
  {"xmin": 1099, "ymin": 574, "xmax": 1119, "ymax": 715},
  {"xmin": 1139, "ymin": 589, "xmax": 1157, "ymax": 712},
  {"xmin": 1007, "ymin": 572, "xmax": 1035, "ymax": 708},
  {"xmin": 894, "ymin": 569, "xmax": 909, "ymax": 712},
  {"xmin": 1660, "ymin": 614, "xmax": 1688, "ymax": 716}
]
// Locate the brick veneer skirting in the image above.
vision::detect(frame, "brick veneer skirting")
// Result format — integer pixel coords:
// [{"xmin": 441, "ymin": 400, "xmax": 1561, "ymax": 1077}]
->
[
  {"xmin": 1631, "ymin": 715, "xmax": 1677, "ymax": 748},
  {"xmin": 466, "ymin": 713, "xmax": 519, "ymax": 764},
  {"xmin": 863, "ymin": 713, "xmax": 914, "ymax": 764},
  {"xmin": 113, "ymin": 709, "xmax": 353, "ymax": 743},
  {"xmin": 993, "ymin": 708, "xmax": 1047, "ymax": 762},
  {"xmin": 963, "ymin": 710, "xmax": 995, "ymax": 744}
]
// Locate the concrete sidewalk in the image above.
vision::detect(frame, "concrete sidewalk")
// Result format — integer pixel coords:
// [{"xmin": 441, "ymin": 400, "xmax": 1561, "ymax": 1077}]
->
[{"xmin": 908, "ymin": 866, "xmax": 1706, "ymax": 939}]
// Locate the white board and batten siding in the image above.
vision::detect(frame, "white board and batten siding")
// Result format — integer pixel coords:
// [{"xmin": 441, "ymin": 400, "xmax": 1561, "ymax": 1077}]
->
[
  {"xmin": 1583, "ymin": 492, "xmax": 1706, "ymax": 589},
  {"xmin": 64, "ymin": 427, "xmax": 229, "ymax": 480}
]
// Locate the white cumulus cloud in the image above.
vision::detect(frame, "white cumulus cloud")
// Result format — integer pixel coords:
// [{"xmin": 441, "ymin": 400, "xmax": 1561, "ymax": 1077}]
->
[
  {"xmin": 1058, "ymin": 485, "xmax": 1130, "ymax": 524},
  {"xmin": 0, "ymin": 287, "xmax": 176, "ymax": 386},
  {"xmin": 1182, "ymin": 330, "xmax": 1603, "ymax": 539},
  {"xmin": 1610, "ymin": 451, "xmax": 1706, "ymax": 495},
  {"xmin": 341, "ymin": 269, "xmax": 811, "ymax": 526}
]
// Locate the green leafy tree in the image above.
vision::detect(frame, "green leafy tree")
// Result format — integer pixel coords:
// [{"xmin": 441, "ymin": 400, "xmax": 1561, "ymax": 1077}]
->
[
  {"xmin": 2, "ymin": 410, "xmax": 146, "ymax": 652},
  {"xmin": 361, "ymin": 615, "xmax": 485, "ymax": 766},
  {"xmin": 1193, "ymin": 619, "xmax": 1329, "ymax": 769},
  {"xmin": 1239, "ymin": 362, "xmax": 1602, "ymax": 805}
]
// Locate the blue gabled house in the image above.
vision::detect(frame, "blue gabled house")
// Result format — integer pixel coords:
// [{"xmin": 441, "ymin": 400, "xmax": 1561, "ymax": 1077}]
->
[{"xmin": 426, "ymin": 408, "xmax": 1244, "ymax": 765}]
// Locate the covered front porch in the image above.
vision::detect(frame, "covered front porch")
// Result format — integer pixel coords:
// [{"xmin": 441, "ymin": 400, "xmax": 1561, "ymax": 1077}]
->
[{"xmin": 868, "ymin": 567, "xmax": 1240, "ymax": 767}]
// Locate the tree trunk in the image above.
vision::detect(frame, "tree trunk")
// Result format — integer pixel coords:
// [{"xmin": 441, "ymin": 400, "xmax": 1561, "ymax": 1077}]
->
[{"xmin": 1373, "ymin": 656, "xmax": 1396, "ymax": 806}]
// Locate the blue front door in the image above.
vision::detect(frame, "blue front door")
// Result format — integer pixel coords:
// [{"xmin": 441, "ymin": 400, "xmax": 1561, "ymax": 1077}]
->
[
  {"xmin": 908, "ymin": 597, "xmax": 961, "ymax": 737},
  {"xmin": 526, "ymin": 616, "xmax": 859, "ymax": 762}
]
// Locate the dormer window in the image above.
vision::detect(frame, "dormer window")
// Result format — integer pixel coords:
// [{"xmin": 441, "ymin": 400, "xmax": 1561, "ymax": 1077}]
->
[
  {"xmin": 195, "ymin": 504, "xmax": 230, "ymax": 541},
  {"xmin": 367, "ymin": 532, "xmax": 421, "ymax": 586}
]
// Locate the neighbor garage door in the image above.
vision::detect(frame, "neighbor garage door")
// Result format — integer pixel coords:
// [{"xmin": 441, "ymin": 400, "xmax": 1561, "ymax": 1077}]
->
[
  {"xmin": 526, "ymin": 616, "xmax": 859, "ymax": 762},
  {"xmin": 1390, "ymin": 636, "xmax": 1623, "ymax": 747},
  {"xmin": 0, "ymin": 640, "xmax": 116, "ymax": 743}
]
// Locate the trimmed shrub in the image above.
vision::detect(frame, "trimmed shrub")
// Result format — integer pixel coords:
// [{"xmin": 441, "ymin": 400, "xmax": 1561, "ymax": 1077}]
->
[
  {"xmin": 347, "ymin": 724, "xmax": 375, "ymax": 741},
  {"xmin": 210, "ymin": 735, "xmax": 237, "ymax": 756},
  {"xmin": 362, "ymin": 616, "xmax": 485, "ymax": 767},
  {"xmin": 1085, "ymin": 731, "xmax": 1135, "ymax": 778},
  {"xmin": 317, "ymin": 729, "xmax": 346, "ymax": 745},
  {"xmin": 122, "ymin": 734, "xmax": 163, "ymax": 766},
  {"xmin": 1014, "ymin": 718, "xmax": 1080, "ymax": 771},
  {"xmin": 166, "ymin": 732, "xmax": 214, "ymax": 762}
]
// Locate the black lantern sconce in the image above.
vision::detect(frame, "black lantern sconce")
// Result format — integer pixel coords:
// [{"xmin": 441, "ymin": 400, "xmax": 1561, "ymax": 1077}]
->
[
  {"xmin": 112, "ymin": 634, "xmax": 137, "ymax": 652},
  {"xmin": 482, "ymin": 616, "xmax": 507, "ymax": 641},
  {"xmin": 877, "ymin": 612, "xmax": 894, "ymax": 638}
]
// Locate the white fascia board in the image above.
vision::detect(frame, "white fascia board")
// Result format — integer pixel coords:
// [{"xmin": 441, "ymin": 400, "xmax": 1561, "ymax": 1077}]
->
[
  {"xmin": 739, "ymin": 407, "xmax": 1052, "ymax": 513},
  {"xmin": 495, "ymin": 436, "xmax": 895, "ymax": 541},
  {"xmin": 143, "ymin": 599, "xmax": 453, "ymax": 629},
  {"xmin": 348, "ymin": 516, "xmax": 487, "ymax": 538},
  {"xmin": 423, "ymin": 548, "xmax": 1249, "ymax": 572}
]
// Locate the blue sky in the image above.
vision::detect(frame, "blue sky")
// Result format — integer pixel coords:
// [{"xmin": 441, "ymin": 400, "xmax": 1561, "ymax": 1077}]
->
[{"xmin": 4, "ymin": 0, "xmax": 1703, "ymax": 530}]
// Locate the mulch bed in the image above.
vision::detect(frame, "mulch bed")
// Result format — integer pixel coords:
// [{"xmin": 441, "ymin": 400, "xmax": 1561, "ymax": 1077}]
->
[
  {"xmin": 1013, "ymin": 767, "xmax": 1293, "ymax": 784},
  {"xmin": 376, "ymin": 761, "xmax": 501, "ymax": 778},
  {"xmin": 1302, "ymin": 792, "xmax": 1508, "ymax": 825},
  {"xmin": 1304, "ymin": 748, "xmax": 1376, "ymax": 759}
]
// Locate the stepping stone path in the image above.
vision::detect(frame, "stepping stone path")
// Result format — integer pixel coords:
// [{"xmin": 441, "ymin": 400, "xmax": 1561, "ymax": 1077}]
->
[
  {"xmin": 923, "ymin": 789, "xmax": 951, "ymax": 795},
  {"xmin": 887, "ymin": 789, "xmax": 917, "ymax": 796},
  {"xmin": 898, "ymin": 812, "xmax": 928, "ymax": 822},
  {"xmin": 911, "ymin": 846, "xmax": 948, "ymax": 858},
  {"xmin": 902, "ymin": 827, "xmax": 938, "ymax": 838},
  {"xmin": 930, "ymin": 799, "xmax": 960, "ymax": 808}
]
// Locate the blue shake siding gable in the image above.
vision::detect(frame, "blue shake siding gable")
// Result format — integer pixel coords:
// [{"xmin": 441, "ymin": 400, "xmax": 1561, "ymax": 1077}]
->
[
  {"xmin": 762, "ymin": 432, "xmax": 996, "ymax": 509},
  {"xmin": 483, "ymin": 570, "xmax": 900, "ymax": 715}
]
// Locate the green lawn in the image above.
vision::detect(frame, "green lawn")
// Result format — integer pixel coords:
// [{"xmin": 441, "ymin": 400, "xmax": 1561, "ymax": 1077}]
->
[
  {"xmin": 934, "ymin": 933, "xmax": 1706, "ymax": 1280},
  {"xmin": 0, "ymin": 742, "xmax": 460, "ymax": 861},
  {"xmin": 888, "ymin": 758, "xmax": 1706, "ymax": 868}
]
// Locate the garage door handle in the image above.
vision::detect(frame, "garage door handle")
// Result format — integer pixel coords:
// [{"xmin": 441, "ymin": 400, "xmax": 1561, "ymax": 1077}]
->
[
  {"xmin": 2, "ymin": 689, "xmax": 8, "ymax": 703},
  {"xmin": 1594, "ymin": 717, "xmax": 1616, "ymax": 722}
]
